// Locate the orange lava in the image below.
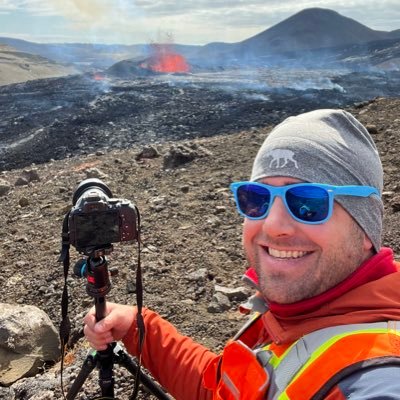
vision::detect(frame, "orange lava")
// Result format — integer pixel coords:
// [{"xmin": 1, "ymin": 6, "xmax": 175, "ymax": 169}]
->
[
  {"xmin": 93, "ymin": 73, "xmax": 105, "ymax": 80},
  {"xmin": 141, "ymin": 43, "xmax": 190, "ymax": 73},
  {"xmin": 148, "ymin": 53, "xmax": 189, "ymax": 73}
]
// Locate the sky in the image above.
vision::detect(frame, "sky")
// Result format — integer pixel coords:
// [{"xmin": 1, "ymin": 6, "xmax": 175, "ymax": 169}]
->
[{"xmin": 0, "ymin": 0, "xmax": 399, "ymax": 46}]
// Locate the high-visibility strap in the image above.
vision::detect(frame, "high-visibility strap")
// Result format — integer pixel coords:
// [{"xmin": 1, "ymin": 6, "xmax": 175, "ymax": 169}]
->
[
  {"xmin": 265, "ymin": 321, "xmax": 391, "ymax": 397},
  {"xmin": 267, "ymin": 322, "xmax": 400, "ymax": 400},
  {"xmin": 211, "ymin": 317, "xmax": 400, "ymax": 400},
  {"xmin": 283, "ymin": 331, "xmax": 400, "ymax": 399}
]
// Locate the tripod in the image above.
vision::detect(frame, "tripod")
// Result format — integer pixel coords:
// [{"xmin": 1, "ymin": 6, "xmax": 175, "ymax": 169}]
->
[{"xmin": 66, "ymin": 254, "xmax": 170, "ymax": 400}]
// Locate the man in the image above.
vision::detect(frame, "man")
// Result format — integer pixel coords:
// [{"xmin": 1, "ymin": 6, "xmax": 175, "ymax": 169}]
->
[{"xmin": 84, "ymin": 109, "xmax": 400, "ymax": 399}]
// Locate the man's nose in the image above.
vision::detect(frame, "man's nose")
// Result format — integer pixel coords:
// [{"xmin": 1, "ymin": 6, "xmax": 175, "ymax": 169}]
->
[{"xmin": 262, "ymin": 197, "xmax": 296, "ymax": 237}]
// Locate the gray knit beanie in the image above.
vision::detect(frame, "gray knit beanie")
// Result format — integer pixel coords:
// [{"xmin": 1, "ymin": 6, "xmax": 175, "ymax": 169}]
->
[{"xmin": 251, "ymin": 109, "xmax": 383, "ymax": 252}]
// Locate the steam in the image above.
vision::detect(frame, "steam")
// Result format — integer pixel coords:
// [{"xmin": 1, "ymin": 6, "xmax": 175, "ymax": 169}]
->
[
  {"xmin": 45, "ymin": 0, "xmax": 119, "ymax": 22},
  {"xmin": 163, "ymin": 68, "xmax": 346, "ymax": 94},
  {"xmin": 28, "ymin": 0, "xmax": 147, "ymax": 42}
]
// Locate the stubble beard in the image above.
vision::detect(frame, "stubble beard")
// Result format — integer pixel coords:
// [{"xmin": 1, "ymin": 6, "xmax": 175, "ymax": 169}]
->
[{"xmin": 251, "ymin": 222, "xmax": 369, "ymax": 304}]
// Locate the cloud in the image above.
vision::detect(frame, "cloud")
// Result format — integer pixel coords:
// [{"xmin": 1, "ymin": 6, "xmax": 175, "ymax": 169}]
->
[
  {"xmin": 0, "ymin": 0, "xmax": 398, "ymax": 44},
  {"xmin": 0, "ymin": 0, "xmax": 54, "ymax": 15},
  {"xmin": 0, "ymin": 0, "xmax": 19, "ymax": 12}
]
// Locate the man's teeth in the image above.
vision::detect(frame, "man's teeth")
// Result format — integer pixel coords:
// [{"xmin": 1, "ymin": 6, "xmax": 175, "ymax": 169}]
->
[{"xmin": 268, "ymin": 248, "xmax": 308, "ymax": 259}]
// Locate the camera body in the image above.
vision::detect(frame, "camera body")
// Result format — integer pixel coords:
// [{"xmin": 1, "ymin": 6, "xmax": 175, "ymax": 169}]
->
[{"xmin": 68, "ymin": 179, "xmax": 137, "ymax": 255}]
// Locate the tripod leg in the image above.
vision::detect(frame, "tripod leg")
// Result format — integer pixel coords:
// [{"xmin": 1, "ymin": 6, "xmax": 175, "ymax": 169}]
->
[
  {"xmin": 114, "ymin": 346, "xmax": 171, "ymax": 400},
  {"xmin": 97, "ymin": 347, "xmax": 115, "ymax": 399},
  {"xmin": 66, "ymin": 352, "xmax": 97, "ymax": 400},
  {"xmin": 67, "ymin": 346, "xmax": 117, "ymax": 400}
]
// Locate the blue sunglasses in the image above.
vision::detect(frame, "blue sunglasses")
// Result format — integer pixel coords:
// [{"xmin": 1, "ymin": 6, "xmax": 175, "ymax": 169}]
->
[{"xmin": 230, "ymin": 181, "xmax": 379, "ymax": 224}]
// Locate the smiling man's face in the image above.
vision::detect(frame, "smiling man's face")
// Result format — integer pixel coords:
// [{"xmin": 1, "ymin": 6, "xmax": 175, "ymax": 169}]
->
[{"xmin": 242, "ymin": 176, "xmax": 374, "ymax": 304}]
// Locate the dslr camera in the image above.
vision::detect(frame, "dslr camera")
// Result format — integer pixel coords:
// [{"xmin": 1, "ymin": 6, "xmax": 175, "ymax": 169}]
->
[{"xmin": 68, "ymin": 178, "xmax": 138, "ymax": 255}]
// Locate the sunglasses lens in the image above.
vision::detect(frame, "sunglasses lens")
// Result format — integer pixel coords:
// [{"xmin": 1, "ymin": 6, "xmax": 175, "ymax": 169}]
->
[
  {"xmin": 286, "ymin": 186, "xmax": 329, "ymax": 222},
  {"xmin": 236, "ymin": 184, "xmax": 270, "ymax": 218}
]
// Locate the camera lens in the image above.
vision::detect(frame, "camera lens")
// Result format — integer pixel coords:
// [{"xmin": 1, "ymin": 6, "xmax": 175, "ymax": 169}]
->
[{"xmin": 72, "ymin": 178, "xmax": 113, "ymax": 205}]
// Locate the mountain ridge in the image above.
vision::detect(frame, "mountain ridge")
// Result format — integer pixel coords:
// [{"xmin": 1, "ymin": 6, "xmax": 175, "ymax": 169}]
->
[
  {"xmin": 193, "ymin": 8, "xmax": 400, "ymax": 63},
  {"xmin": 0, "ymin": 7, "xmax": 399, "ymax": 80}
]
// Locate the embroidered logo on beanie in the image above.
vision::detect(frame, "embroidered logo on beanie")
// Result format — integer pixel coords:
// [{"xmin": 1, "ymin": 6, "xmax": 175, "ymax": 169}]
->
[{"xmin": 265, "ymin": 149, "xmax": 299, "ymax": 169}]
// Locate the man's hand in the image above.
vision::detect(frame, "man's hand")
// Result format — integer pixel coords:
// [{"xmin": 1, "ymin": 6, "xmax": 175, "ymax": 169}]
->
[{"xmin": 83, "ymin": 302, "xmax": 136, "ymax": 350}]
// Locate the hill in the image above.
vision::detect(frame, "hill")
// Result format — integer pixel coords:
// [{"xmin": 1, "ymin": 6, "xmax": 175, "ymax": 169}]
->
[
  {"xmin": 191, "ymin": 8, "xmax": 400, "ymax": 67},
  {"xmin": 0, "ymin": 97, "xmax": 399, "ymax": 398},
  {"xmin": 0, "ymin": 45, "xmax": 78, "ymax": 86},
  {"xmin": 239, "ymin": 8, "xmax": 396, "ymax": 53}
]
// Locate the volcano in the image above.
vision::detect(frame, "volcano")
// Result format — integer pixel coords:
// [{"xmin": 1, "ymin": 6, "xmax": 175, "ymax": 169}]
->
[
  {"xmin": 141, "ymin": 42, "xmax": 189, "ymax": 73},
  {"xmin": 142, "ymin": 42, "xmax": 190, "ymax": 74},
  {"xmin": 140, "ymin": 52, "xmax": 189, "ymax": 74},
  {"xmin": 106, "ymin": 54, "xmax": 190, "ymax": 78},
  {"xmin": 106, "ymin": 42, "xmax": 190, "ymax": 77}
]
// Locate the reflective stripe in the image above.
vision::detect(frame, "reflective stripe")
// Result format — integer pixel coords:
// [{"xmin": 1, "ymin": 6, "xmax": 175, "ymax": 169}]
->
[
  {"xmin": 259, "ymin": 321, "xmax": 400, "ymax": 399},
  {"xmin": 221, "ymin": 372, "xmax": 240, "ymax": 400},
  {"xmin": 283, "ymin": 331, "xmax": 400, "ymax": 399},
  {"xmin": 211, "ymin": 339, "xmax": 271, "ymax": 400},
  {"xmin": 273, "ymin": 323, "xmax": 388, "ymax": 394},
  {"xmin": 206, "ymin": 320, "xmax": 400, "ymax": 400},
  {"xmin": 271, "ymin": 322, "xmax": 400, "ymax": 399}
]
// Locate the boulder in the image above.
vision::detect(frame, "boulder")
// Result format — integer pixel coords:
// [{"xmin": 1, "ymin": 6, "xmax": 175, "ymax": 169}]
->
[
  {"xmin": 0, "ymin": 179, "xmax": 11, "ymax": 196},
  {"xmin": 163, "ymin": 142, "xmax": 211, "ymax": 169},
  {"xmin": 15, "ymin": 169, "xmax": 41, "ymax": 186},
  {"xmin": 135, "ymin": 145, "xmax": 160, "ymax": 160},
  {"xmin": 0, "ymin": 303, "xmax": 60, "ymax": 386}
]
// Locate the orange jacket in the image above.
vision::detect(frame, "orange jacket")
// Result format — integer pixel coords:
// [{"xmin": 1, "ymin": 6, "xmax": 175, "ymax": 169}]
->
[{"xmin": 122, "ymin": 249, "xmax": 400, "ymax": 400}]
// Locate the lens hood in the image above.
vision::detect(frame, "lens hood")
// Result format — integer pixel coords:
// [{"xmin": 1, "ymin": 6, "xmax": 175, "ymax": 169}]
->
[{"xmin": 72, "ymin": 178, "xmax": 113, "ymax": 205}]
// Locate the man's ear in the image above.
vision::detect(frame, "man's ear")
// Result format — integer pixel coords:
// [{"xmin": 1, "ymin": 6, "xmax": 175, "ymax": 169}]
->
[{"xmin": 363, "ymin": 234, "xmax": 374, "ymax": 253}]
